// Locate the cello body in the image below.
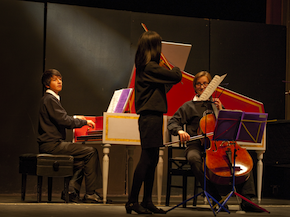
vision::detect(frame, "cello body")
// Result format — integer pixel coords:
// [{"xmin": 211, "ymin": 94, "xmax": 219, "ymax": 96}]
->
[
  {"xmin": 206, "ymin": 141, "xmax": 253, "ymax": 185},
  {"xmin": 200, "ymin": 114, "xmax": 253, "ymax": 185}
]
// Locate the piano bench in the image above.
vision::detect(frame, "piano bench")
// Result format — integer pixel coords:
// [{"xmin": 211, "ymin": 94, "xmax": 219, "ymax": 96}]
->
[{"xmin": 19, "ymin": 153, "xmax": 74, "ymax": 203}]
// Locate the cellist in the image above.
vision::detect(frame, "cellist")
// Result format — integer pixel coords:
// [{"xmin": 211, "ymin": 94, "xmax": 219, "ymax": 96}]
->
[{"xmin": 167, "ymin": 71, "xmax": 260, "ymax": 212}]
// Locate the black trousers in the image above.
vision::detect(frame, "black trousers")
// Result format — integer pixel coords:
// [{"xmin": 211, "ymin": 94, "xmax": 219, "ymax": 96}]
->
[{"xmin": 39, "ymin": 141, "xmax": 102, "ymax": 194}]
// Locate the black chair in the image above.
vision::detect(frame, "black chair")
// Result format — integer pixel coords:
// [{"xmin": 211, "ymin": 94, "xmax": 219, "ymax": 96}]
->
[
  {"xmin": 165, "ymin": 142, "xmax": 201, "ymax": 207},
  {"xmin": 19, "ymin": 153, "xmax": 74, "ymax": 203}
]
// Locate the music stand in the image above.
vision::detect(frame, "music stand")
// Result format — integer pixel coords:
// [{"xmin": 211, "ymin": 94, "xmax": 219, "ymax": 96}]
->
[
  {"xmin": 213, "ymin": 110, "xmax": 270, "ymax": 214},
  {"xmin": 166, "ymin": 101, "xmax": 229, "ymax": 216}
]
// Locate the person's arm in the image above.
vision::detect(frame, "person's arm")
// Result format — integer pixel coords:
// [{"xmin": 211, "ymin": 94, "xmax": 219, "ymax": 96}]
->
[
  {"xmin": 74, "ymin": 115, "xmax": 95, "ymax": 129},
  {"xmin": 167, "ymin": 104, "xmax": 190, "ymax": 143},
  {"xmin": 45, "ymin": 97, "xmax": 87, "ymax": 129},
  {"xmin": 168, "ymin": 112, "xmax": 190, "ymax": 142},
  {"xmin": 143, "ymin": 62, "xmax": 182, "ymax": 85}
]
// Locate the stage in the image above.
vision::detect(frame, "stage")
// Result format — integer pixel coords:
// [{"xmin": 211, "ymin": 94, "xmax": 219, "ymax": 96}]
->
[{"xmin": 0, "ymin": 194, "xmax": 289, "ymax": 217}]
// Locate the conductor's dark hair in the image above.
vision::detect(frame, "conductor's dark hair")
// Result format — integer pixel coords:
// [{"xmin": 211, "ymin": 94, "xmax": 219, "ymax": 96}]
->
[
  {"xmin": 135, "ymin": 31, "xmax": 162, "ymax": 69},
  {"xmin": 42, "ymin": 69, "xmax": 62, "ymax": 89}
]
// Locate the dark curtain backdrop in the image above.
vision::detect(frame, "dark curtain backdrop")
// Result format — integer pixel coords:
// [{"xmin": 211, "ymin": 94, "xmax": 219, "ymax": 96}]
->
[
  {"xmin": 210, "ymin": 19, "xmax": 286, "ymax": 120},
  {"xmin": 0, "ymin": 0, "xmax": 43, "ymax": 194}
]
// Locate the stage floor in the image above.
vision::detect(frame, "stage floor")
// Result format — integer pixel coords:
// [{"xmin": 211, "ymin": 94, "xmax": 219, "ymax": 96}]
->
[{"xmin": 0, "ymin": 194, "xmax": 289, "ymax": 217}]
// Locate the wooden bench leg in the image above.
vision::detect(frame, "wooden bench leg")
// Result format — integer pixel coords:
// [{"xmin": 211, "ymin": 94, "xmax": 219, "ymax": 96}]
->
[
  {"xmin": 48, "ymin": 177, "xmax": 52, "ymax": 202},
  {"xmin": 37, "ymin": 176, "xmax": 43, "ymax": 203},
  {"xmin": 21, "ymin": 174, "xmax": 27, "ymax": 201}
]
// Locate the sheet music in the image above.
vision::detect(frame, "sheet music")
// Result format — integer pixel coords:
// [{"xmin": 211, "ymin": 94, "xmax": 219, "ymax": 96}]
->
[
  {"xmin": 198, "ymin": 74, "xmax": 227, "ymax": 101},
  {"xmin": 107, "ymin": 88, "xmax": 133, "ymax": 113},
  {"xmin": 107, "ymin": 90, "xmax": 122, "ymax": 113}
]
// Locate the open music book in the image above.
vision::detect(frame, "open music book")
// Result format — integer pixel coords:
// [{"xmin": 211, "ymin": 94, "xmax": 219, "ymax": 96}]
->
[
  {"xmin": 107, "ymin": 88, "xmax": 133, "ymax": 113},
  {"xmin": 197, "ymin": 74, "xmax": 227, "ymax": 101}
]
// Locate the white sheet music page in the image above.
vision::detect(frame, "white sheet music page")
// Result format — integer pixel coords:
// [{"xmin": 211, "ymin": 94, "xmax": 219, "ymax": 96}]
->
[
  {"xmin": 107, "ymin": 88, "xmax": 133, "ymax": 113},
  {"xmin": 107, "ymin": 89, "xmax": 122, "ymax": 113},
  {"xmin": 198, "ymin": 74, "xmax": 227, "ymax": 101}
]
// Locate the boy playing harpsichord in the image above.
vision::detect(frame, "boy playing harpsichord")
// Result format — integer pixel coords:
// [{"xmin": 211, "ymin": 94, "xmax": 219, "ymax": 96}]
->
[{"xmin": 37, "ymin": 69, "xmax": 106, "ymax": 203}]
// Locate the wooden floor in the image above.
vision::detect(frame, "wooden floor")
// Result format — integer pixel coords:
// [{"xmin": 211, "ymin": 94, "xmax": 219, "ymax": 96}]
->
[{"xmin": 0, "ymin": 194, "xmax": 290, "ymax": 217}]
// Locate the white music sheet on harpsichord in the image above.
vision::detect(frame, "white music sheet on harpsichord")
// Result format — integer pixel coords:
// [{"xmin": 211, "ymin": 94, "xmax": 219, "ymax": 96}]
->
[
  {"xmin": 197, "ymin": 74, "xmax": 227, "ymax": 101},
  {"xmin": 107, "ymin": 88, "xmax": 133, "ymax": 113}
]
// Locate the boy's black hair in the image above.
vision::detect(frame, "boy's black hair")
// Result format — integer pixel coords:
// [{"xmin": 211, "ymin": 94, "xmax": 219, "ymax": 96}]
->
[{"xmin": 42, "ymin": 69, "xmax": 62, "ymax": 89}]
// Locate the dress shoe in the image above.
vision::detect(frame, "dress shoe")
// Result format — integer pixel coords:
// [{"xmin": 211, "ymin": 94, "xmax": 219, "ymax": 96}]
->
[
  {"xmin": 82, "ymin": 192, "xmax": 102, "ymax": 203},
  {"xmin": 140, "ymin": 202, "xmax": 166, "ymax": 214},
  {"xmin": 94, "ymin": 191, "xmax": 113, "ymax": 203},
  {"xmin": 82, "ymin": 192, "xmax": 112, "ymax": 204},
  {"xmin": 61, "ymin": 191, "xmax": 81, "ymax": 203},
  {"xmin": 125, "ymin": 202, "xmax": 152, "ymax": 214}
]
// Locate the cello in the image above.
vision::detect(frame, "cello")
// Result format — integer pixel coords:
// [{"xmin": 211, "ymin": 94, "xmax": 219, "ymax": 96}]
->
[{"xmin": 199, "ymin": 113, "xmax": 253, "ymax": 185}]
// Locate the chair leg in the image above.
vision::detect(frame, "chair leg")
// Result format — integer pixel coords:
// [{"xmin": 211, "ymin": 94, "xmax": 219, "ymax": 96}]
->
[
  {"xmin": 48, "ymin": 177, "xmax": 52, "ymax": 202},
  {"xmin": 165, "ymin": 173, "xmax": 172, "ymax": 206},
  {"xmin": 193, "ymin": 177, "xmax": 198, "ymax": 206},
  {"xmin": 182, "ymin": 175, "xmax": 187, "ymax": 208},
  {"xmin": 166, "ymin": 146, "xmax": 173, "ymax": 206},
  {"xmin": 63, "ymin": 176, "xmax": 71, "ymax": 203},
  {"xmin": 37, "ymin": 176, "xmax": 43, "ymax": 203},
  {"xmin": 21, "ymin": 174, "xmax": 27, "ymax": 201}
]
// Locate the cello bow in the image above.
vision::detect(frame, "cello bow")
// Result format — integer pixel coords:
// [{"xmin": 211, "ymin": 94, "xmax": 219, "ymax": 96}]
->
[{"xmin": 164, "ymin": 132, "xmax": 214, "ymax": 146}]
